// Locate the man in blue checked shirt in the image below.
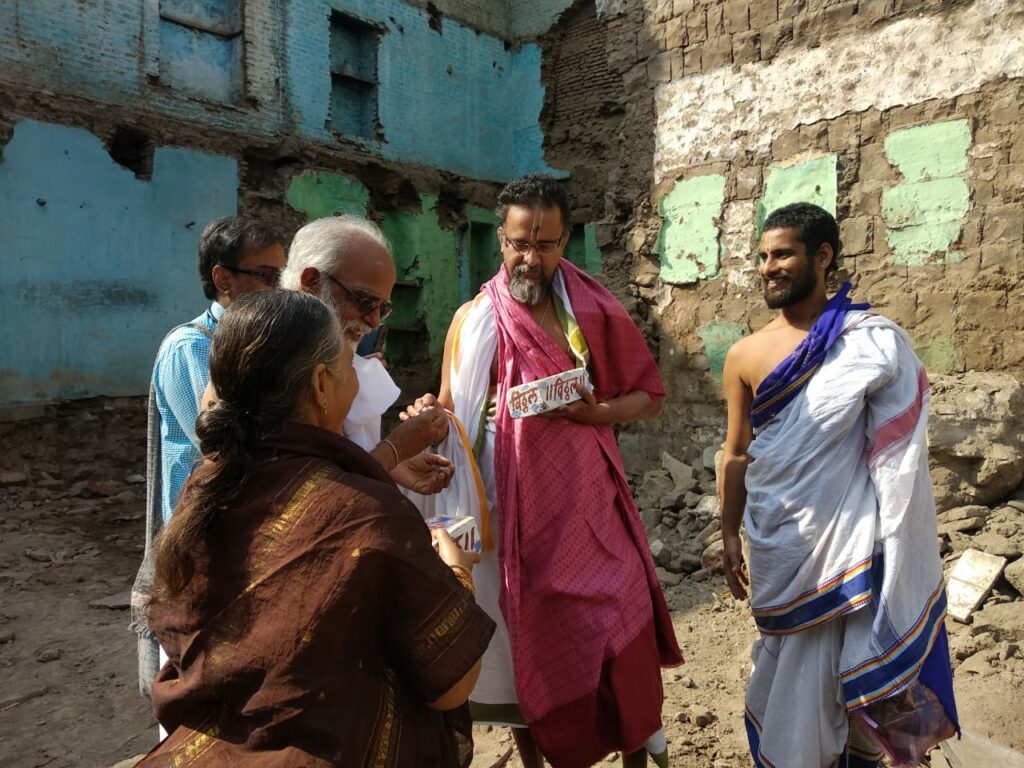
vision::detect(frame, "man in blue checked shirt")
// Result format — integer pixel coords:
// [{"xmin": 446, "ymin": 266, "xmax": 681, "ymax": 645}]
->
[{"xmin": 132, "ymin": 216, "xmax": 286, "ymax": 700}]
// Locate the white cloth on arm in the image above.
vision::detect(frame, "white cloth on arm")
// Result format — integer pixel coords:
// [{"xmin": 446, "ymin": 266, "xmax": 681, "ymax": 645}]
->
[
  {"xmin": 743, "ymin": 312, "xmax": 946, "ymax": 768},
  {"xmin": 343, "ymin": 354, "xmax": 400, "ymax": 452}
]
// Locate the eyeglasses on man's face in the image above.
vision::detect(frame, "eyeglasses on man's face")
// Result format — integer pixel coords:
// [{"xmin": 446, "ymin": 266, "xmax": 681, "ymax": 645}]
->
[
  {"xmin": 218, "ymin": 264, "xmax": 281, "ymax": 287},
  {"xmin": 322, "ymin": 273, "xmax": 394, "ymax": 320},
  {"xmin": 500, "ymin": 231, "xmax": 566, "ymax": 256}
]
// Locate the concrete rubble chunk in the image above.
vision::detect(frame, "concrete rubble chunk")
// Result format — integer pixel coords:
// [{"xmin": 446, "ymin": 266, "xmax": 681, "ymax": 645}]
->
[
  {"xmin": 940, "ymin": 728, "xmax": 1024, "ymax": 768},
  {"xmin": 694, "ymin": 495, "xmax": 720, "ymax": 518},
  {"xmin": 936, "ymin": 505, "xmax": 990, "ymax": 526},
  {"xmin": 971, "ymin": 531, "xmax": 1022, "ymax": 559},
  {"xmin": 661, "ymin": 451, "xmax": 697, "ymax": 491},
  {"xmin": 649, "ymin": 539, "xmax": 672, "ymax": 567},
  {"xmin": 702, "ymin": 445, "xmax": 719, "ymax": 471},
  {"xmin": 946, "ymin": 548, "xmax": 1007, "ymax": 622},
  {"xmin": 701, "ymin": 540, "xmax": 725, "ymax": 573},
  {"xmin": 640, "ymin": 508, "xmax": 663, "ymax": 531},
  {"xmin": 656, "ymin": 567, "xmax": 682, "ymax": 586},
  {"xmin": 1005, "ymin": 558, "xmax": 1024, "ymax": 597}
]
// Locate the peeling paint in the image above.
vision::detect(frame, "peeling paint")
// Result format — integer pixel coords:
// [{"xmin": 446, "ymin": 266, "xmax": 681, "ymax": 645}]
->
[
  {"xmin": 698, "ymin": 321, "xmax": 748, "ymax": 383},
  {"xmin": 286, "ymin": 170, "xmax": 370, "ymax": 219},
  {"xmin": 657, "ymin": 174, "xmax": 726, "ymax": 285},
  {"xmin": 0, "ymin": 119, "xmax": 237, "ymax": 404},
  {"xmin": 380, "ymin": 195, "xmax": 460, "ymax": 366},
  {"xmin": 653, "ymin": 0, "xmax": 1024, "ymax": 179},
  {"xmin": 882, "ymin": 119, "xmax": 971, "ymax": 266},
  {"xmin": 915, "ymin": 336, "xmax": 957, "ymax": 375},
  {"xmin": 756, "ymin": 154, "xmax": 838, "ymax": 235}
]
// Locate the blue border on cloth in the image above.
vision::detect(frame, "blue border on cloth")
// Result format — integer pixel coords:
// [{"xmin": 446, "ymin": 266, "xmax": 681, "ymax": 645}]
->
[
  {"xmin": 750, "ymin": 282, "xmax": 870, "ymax": 431},
  {"xmin": 753, "ymin": 562, "xmax": 874, "ymax": 634}
]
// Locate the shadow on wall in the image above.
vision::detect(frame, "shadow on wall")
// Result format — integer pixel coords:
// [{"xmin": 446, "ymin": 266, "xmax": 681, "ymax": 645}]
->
[{"xmin": 0, "ymin": 120, "xmax": 238, "ymax": 405}]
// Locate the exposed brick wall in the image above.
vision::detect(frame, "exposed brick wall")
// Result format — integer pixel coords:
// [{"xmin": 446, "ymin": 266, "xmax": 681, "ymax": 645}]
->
[{"xmin": 540, "ymin": 0, "xmax": 1024, "ymax": 470}]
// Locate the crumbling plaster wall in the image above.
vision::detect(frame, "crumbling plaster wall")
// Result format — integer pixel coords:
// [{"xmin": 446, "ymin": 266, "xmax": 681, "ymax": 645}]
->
[
  {"xmin": 542, "ymin": 0, "xmax": 1024, "ymax": 471},
  {"xmin": 0, "ymin": 0, "xmax": 567, "ymax": 405}
]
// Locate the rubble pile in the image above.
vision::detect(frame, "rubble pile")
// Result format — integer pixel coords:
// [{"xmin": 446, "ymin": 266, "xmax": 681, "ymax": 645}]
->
[{"xmin": 632, "ymin": 449, "xmax": 724, "ymax": 588}]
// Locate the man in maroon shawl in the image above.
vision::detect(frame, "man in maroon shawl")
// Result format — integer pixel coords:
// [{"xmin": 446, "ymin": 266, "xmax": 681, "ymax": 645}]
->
[{"xmin": 414, "ymin": 175, "xmax": 682, "ymax": 768}]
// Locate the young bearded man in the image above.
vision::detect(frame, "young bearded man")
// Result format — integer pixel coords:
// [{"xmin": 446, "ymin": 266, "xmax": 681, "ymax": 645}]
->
[{"xmin": 720, "ymin": 203, "xmax": 959, "ymax": 768}]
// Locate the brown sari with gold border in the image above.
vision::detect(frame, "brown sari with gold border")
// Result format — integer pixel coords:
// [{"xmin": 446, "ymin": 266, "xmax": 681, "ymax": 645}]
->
[{"xmin": 136, "ymin": 422, "xmax": 495, "ymax": 768}]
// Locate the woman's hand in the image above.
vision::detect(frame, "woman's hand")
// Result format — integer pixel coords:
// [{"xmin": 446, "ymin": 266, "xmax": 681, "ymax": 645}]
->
[
  {"xmin": 391, "ymin": 453, "xmax": 454, "ymax": 495},
  {"xmin": 432, "ymin": 529, "xmax": 480, "ymax": 572},
  {"xmin": 389, "ymin": 406, "xmax": 449, "ymax": 452}
]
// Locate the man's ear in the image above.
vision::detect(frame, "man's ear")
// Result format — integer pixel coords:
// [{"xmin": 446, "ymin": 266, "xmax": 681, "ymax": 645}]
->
[
  {"xmin": 211, "ymin": 264, "xmax": 231, "ymax": 297},
  {"xmin": 817, "ymin": 243, "xmax": 835, "ymax": 272},
  {"xmin": 300, "ymin": 266, "xmax": 321, "ymax": 293}
]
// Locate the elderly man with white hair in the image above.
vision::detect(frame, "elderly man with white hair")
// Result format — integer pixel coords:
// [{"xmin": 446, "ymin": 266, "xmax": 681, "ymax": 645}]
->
[{"xmin": 280, "ymin": 215, "xmax": 451, "ymax": 494}]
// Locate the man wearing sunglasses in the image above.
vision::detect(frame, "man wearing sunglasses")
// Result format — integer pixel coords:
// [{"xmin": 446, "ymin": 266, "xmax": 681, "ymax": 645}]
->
[
  {"xmin": 133, "ymin": 215, "xmax": 286, "ymax": 700},
  {"xmin": 281, "ymin": 215, "xmax": 452, "ymax": 495}
]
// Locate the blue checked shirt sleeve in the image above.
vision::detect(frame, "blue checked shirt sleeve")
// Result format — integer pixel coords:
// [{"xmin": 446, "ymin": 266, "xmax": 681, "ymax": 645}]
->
[{"xmin": 154, "ymin": 335, "xmax": 212, "ymax": 450}]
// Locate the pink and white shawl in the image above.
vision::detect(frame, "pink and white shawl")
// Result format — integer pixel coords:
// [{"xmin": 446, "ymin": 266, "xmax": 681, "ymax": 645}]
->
[{"xmin": 482, "ymin": 261, "xmax": 682, "ymax": 764}]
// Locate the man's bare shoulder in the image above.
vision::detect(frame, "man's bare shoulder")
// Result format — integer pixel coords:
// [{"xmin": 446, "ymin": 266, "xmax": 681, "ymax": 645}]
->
[{"xmin": 449, "ymin": 299, "xmax": 476, "ymax": 330}]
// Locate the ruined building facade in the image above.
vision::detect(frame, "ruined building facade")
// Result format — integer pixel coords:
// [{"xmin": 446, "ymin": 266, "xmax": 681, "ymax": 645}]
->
[
  {"xmin": 2, "ymin": 0, "xmax": 1023, "ymax": 496},
  {"xmin": 0, "ymin": 0, "xmax": 597, "ymax": 403}
]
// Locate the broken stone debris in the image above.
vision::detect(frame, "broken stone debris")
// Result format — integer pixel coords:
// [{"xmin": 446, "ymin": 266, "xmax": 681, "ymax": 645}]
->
[{"xmin": 947, "ymin": 549, "xmax": 1006, "ymax": 622}]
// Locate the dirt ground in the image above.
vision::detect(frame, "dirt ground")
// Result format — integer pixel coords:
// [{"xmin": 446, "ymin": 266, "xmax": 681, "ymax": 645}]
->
[{"xmin": 1, "ymin": 398, "xmax": 1021, "ymax": 768}]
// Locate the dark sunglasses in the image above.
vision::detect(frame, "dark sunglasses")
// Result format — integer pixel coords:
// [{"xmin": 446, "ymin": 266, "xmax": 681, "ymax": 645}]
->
[
  {"xmin": 218, "ymin": 264, "xmax": 281, "ymax": 287},
  {"xmin": 322, "ymin": 273, "xmax": 393, "ymax": 320}
]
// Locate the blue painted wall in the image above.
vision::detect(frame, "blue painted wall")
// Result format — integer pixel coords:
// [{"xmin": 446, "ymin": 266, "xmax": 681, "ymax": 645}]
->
[
  {"xmin": 0, "ymin": 120, "xmax": 238, "ymax": 403},
  {"xmin": 283, "ymin": 0, "xmax": 560, "ymax": 181},
  {"xmin": 0, "ymin": 0, "xmax": 557, "ymax": 181}
]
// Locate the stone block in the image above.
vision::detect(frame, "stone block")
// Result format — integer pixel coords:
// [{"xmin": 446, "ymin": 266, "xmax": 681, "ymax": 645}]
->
[
  {"xmin": 984, "ymin": 206, "xmax": 1024, "ymax": 243},
  {"xmin": 859, "ymin": 0, "xmax": 894, "ymax": 21},
  {"xmin": 793, "ymin": 10, "xmax": 823, "ymax": 46},
  {"xmin": 674, "ymin": 0, "xmax": 696, "ymax": 15},
  {"xmin": 946, "ymin": 548, "xmax": 1006, "ymax": 622},
  {"xmin": 759, "ymin": 18, "xmax": 793, "ymax": 58},
  {"xmin": 940, "ymin": 726, "xmax": 1024, "ymax": 768},
  {"xmin": 683, "ymin": 45, "xmax": 702, "ymax": 73},
  {"xmin": 778, "ymin": 0, "xmax": 805, "ymax": 19},
  {"xmin": 824, "ymin": 0, "xmax": 858, "ymax": 26},
  {"xmin": 840, "ymin": 216, "xmax": 872, "ymax": 255},
  {"xmin": 1006, "ymin": 558, "xmax": 1024, "ymax": 596},
  {"xmin": 749, "ymin": 0, "xmax": 779, "ymax": 27},
  {"xmin": 665, "ymin": 15, "xmax": 687, "ymax": 48},
  {"xmin": 647, "ymin": 51, "xmax": 674, "ymax": 83},
  {"xmin": 972, "ymin": 532, "xmax": 1022, "ymax": 559},
  {"xmin": 701, "ymin": 540, "xmax": 725, "ymax": 573},
  {"xmin": 700, "ymin": 35, "xmax": 733, "ymax": 70},
  {"xmin": 686, "ymin": 9, "xmax": 708, "ymax": 43},
  {"xmin": 771, "ymin": 127, "xmax": 801, "ymax": 159},
  {"xmin": 980, "ymin": 244, "xmax": 1016, "ymax": 272},
  {"xmin": 662, "ymin": 451, "xmax": 697, "ymax": 489},
  {"xmin": 732, "ymin": 30, "xmax": 761, "ymax": 64},
  {"xmin": 723, "ymin": 0, "xmax": 750, "ymax": 34},
  {"xmin": 858, "ymin": 143, "xmax": 892, "ymax": 182},
  {"xmin": 707, "ymin": 4, "xmax": 725, "ymax": 36}
]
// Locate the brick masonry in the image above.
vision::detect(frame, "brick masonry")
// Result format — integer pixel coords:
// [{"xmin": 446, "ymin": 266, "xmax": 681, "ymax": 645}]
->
[{"xmin": 540, "ymin": 0, "xmax": 1024, "ymax": 469}]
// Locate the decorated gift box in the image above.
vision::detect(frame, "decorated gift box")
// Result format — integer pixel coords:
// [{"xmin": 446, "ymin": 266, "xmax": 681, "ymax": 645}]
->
[
  {"xmin": 426, "ymin": 515, "xmax": 481, "ymax": 553},
  {"xmin": 506, "ymin": 367, "xmax": 592, "ymax": 419}
]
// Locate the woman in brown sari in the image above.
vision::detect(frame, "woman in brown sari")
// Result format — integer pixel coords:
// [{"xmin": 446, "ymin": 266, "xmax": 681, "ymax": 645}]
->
[{"xmin": 138, "ymin": 291, "xmax": 495, "ymax": 768}]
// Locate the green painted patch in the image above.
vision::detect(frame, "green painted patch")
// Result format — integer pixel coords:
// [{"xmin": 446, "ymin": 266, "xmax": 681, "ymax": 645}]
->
[
  {"xmin": 915, "ymin": 336, "xmax": 957, "ymax": 375},
  {"xmin": 883, "ymin": 120, "xmax": 971, "ymax": 182},
  {"xmin": 756, "ymin": 155, "xmax": 838, "ymax": 234},
  {"xmin": 698, "ymin": 321, "xmax": 748, "ymax": 383},
  {"xmin": 286, "ymin": 171, "xmax": 370, "ymax": 219},
  {"xmin": 881, "ymin": 120, "xmax": 971, "ymax": 266},
  {"xmin": 566, "ymin": 222, "xmax": 602, "ymax": 275},
  {"xmin": 656, "ymin": 174, "xmax": 727, "ymax": 285},
  {"xmin": 380, "ymin": 195, "xmax": 460, "ymax": 367}
]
